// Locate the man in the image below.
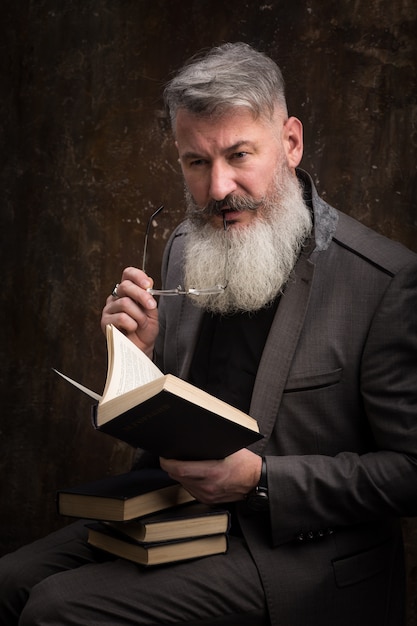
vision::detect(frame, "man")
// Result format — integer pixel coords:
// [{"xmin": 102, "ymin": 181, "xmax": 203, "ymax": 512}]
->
[{"xmin": 1, "ymin": 42, "xmax": 416, "ymax": 626}]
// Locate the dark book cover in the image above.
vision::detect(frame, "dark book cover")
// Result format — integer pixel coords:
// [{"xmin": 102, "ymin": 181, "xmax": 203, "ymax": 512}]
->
[
  {"xmin": 106, "ymin": 502, "xmax": 231, "ymax": 542},
  {"xmin": 57, "ymin": 468, "xmax": 195, "ymax": 521},
  {"xmin": 92, "ymin": 390, "xmax": 263, "ymax": 460}
]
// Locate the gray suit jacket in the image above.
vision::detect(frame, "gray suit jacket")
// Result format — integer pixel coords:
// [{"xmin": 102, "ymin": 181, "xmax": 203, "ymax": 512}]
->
[{"xmin": 153, "ymin": 171, "xmax": 417, "ymax": 625}]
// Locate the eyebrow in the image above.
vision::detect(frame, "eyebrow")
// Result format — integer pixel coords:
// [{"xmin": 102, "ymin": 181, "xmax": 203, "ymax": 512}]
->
[{"xmin": 180, "ymin": 140, "xmax": 256, "ymax": 161}]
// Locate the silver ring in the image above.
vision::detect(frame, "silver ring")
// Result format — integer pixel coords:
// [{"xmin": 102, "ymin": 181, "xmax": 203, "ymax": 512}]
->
[{"xmin": 111, "ymin": 283, "xmax": 120, "ymax": 298}]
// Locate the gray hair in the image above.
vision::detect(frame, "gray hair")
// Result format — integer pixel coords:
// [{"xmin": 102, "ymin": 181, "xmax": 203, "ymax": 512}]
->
[{"xmin": 163, "ymin": 42, "xmax": 288, "ymax": 131}]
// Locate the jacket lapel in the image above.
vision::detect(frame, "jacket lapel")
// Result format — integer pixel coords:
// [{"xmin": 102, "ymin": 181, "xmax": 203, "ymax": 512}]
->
[{"xmin": 248, "ymin": 253, "xmax": 315, "ymax": 454}]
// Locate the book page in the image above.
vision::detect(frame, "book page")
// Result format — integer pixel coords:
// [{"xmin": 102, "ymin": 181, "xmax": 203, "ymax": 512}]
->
[
  {"xmin": 102, "ymin": 325, "xmax": 164, "ymax": 402},
  {"xmin": 52, "ymin": 368, "xmax": 102, "ymax": 401}
]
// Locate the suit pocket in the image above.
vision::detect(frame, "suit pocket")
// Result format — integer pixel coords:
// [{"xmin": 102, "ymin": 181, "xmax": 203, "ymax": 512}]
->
[
  {"xmin": 332, "ymin": 540, "xmax": 389, "ymax": 588},
  {"xmin": 284, "ymin": 368, "xmax": 343, "ymax": 393}
]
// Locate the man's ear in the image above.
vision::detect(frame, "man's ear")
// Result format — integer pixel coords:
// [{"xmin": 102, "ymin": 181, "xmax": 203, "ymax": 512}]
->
[{"xmin": 282, "ymin": 116, "xmax": 303, "ymax": 169}]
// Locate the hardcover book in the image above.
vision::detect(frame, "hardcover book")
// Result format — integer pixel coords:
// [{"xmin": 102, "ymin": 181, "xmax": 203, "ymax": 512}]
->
[
  {"xmin": 54, "ymin": 324, "xmax": 262, "ymax": 460},
  {"xmin": 105, "ymin": 501, "xmax": 230, "ymax": 542},
  {"xmin": 87, "ymin": 523, "xmax": 228, "ymax": 566},
  {"xmin": 57, "ymin": 469, "xmax": 195, "ymax": 521}
]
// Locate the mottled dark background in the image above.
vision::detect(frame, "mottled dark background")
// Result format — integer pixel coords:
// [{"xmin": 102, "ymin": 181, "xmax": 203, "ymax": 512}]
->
[{"xmin": 1, "ymin": 0, "xmax": 416, "ymax": 622}]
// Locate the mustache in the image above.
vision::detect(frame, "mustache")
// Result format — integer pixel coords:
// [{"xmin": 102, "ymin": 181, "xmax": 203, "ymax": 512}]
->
[{"xmin": 187, "ymin": 194, "xmax": 263, "ymax": 220}]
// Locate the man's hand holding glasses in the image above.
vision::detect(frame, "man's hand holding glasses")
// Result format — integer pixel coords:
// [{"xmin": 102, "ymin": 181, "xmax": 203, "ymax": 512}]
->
[{"xmin": 101, "ymin": 205, "xmax": 228, "ymax": 356}]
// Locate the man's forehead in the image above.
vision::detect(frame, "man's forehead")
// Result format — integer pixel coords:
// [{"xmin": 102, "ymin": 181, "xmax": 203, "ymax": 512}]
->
[
  {"xmin": 175, "ymin": 107, "xmax": 276, "ymax": 151},
  {"xmin": 175, "ymin": 105, "xmax": 273, "ymax": 129}
]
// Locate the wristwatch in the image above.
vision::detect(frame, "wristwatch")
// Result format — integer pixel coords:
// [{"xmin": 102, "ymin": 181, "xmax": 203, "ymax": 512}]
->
[{"xmin": 246, "ymin": 457, "xmax": 269, "ymax": 511}]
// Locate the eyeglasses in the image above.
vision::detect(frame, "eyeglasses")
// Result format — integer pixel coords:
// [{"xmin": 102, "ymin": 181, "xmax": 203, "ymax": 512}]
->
[{"xmin": 142, "ymin": 205, "xmax": 229, "ymax": 296}]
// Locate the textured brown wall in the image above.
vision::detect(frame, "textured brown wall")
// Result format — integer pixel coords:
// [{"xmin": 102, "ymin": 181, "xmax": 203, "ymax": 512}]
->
[{"xmin": 1, "ymin": 0, "xmax": 416, "ymax": 622}]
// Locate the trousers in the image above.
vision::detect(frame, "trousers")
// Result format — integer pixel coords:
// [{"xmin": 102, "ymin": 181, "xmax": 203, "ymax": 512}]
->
[{"xmin": 0, "ymin": 520, "xmax": 267, "ymax": 626}]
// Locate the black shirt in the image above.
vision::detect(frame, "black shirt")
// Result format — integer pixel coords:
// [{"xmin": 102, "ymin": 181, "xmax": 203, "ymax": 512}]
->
[{"xmin": 189, "ymin": 299, "xmax": 280, "ymax": 413}]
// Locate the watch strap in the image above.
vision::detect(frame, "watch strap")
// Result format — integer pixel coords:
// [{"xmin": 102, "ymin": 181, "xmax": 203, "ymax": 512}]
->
[{"xmin": 246, "ymin": 456, "xmax": 269, "ymax": 511}]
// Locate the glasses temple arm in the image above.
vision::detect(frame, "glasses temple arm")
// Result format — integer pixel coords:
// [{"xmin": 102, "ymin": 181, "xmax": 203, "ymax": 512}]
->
[{"xmin": 142, "ymin": 205, "xmax": 164, "ymax": 274}]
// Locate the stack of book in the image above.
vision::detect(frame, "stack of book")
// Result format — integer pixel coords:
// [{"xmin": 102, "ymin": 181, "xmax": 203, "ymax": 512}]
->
[
  {"xmin": 57, "ymin": 468, "xmax": 231, "ymax": 566},
  {"xmin": 55, "ymin": 324, "xmax": 262, "ymax": 565}
]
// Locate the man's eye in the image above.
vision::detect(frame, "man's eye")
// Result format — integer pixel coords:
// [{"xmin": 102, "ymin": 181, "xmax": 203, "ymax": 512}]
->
[
  {"xmin": 232, "ymin": 152, "xmax": 248, "ymax": 159},
  {"xmin": 190, "ymin": 159, "xmax": 207, "ymax": 167}
]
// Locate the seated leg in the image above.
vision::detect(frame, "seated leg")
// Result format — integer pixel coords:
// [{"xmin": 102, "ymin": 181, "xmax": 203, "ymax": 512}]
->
[{"xmin": 0, "ymin": 522, "xmax": 267, "ymax": 625}]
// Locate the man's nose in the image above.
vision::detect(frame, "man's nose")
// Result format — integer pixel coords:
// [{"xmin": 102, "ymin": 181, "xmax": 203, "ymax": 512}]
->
[{"xmin": 208, "ymin": 162, "xmax": 237, "ymax": 201}]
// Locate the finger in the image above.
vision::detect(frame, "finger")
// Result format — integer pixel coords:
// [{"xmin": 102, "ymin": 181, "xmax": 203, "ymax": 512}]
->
[
  {"xmin": 102, "ymin": 295, "xmax": 157, "ymax": 332},
  {"xmin": 121, "ymin": 266, "xmax": 154, "ymax": 290},
  {"xmin": 108, "ymin": 267, "xmax": 154, "ymax": 303},
  {"xmin": 119, "ymin": 281, "xmax": 157, "ymax": 311}
]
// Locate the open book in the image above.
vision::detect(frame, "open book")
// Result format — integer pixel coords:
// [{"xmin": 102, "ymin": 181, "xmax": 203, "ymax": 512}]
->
[{"xmin": 54, "ymin": 324, "xmax": 262, "ymax": 460}]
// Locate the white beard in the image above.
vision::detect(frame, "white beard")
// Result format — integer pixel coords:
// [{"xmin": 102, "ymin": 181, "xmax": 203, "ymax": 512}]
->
[{"xmin": 183, "ymin": 166, "xmax": 312, "ymax": 315}]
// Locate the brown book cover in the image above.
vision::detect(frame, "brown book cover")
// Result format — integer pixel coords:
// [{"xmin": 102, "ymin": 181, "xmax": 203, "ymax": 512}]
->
[
  {"xmin": 105, "ymin": 502, "xmax": 231, "ymax": 542},
  {"xmin": 87, "ymin": 523, "xmax": 228, "ymax": 566}
]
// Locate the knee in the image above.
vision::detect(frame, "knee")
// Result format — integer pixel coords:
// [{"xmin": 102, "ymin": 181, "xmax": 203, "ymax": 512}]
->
[
  {"xmin": 20, "ymin": 576, "xmax": 72, "ymax": 626},
  {"xmin": 0, "ymin": 551, "xmax": 34, "ymax": 624}
]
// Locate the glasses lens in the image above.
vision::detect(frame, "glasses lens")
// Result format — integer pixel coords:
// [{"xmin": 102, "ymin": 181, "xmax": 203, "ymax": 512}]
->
[
  {"xmin": 187, "ymin": 285, "xmax": 226, "ymax": 295},
  {"xmin": 147, "ymin": 284, "xmax": 226, "ymax": 296}
]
